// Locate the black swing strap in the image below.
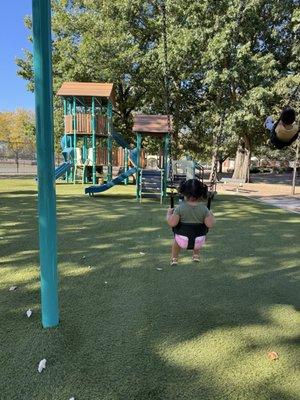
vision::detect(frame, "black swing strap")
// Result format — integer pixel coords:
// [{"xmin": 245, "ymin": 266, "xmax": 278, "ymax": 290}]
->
[{"xmin": 161, "ymin": 2, "xmax": 175, "ymax": 209}]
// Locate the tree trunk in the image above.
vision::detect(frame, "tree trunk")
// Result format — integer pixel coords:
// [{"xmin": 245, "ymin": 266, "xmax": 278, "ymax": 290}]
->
[
  {"xmin": 218, "ymin": 160, "xmax": 223, "ymax": 173},
  {"xmin": 291, "ymin": 139, "xmax": 299, "ymax": 195},
  {"xmin": 15, "ymin": 151, "xmax": 19, "ymax": 173},
  {"xmin": 232, "ymin": 136, "xmax": 251, "ymax": 182},
  {"xmin": 209, "ymin": 134, "xmax": 218, "ymax": 182}
]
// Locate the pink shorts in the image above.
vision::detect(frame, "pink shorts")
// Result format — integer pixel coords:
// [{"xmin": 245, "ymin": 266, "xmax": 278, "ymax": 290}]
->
[{"xmin": 175, "ymin": 234, "xmax": 206, "ymax": 250}]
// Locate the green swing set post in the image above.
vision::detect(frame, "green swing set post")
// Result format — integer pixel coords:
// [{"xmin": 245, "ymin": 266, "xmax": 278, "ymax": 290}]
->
[
  {"xmin": 124, "ymin": 148, "xmax": 128, "ymax": 185},
  {"xmin": 107, "ymin": 100, "xmax": 113, "ymax": 182},
  {"xmin": 136, "ymin": 132, "xmax": 142, "ymax": 200},
  {"xmin": 63, "ymin": 98, "xmax": 68, "ymax": 179},
  {"xmin": 67, "ymin": 99, "xmax": 73, "ymax": 183},
  {"xmin": 72, "ymin": 96, "xmax": 77, "ymax": 183},
  {"xmin": 92, "ymin": 96, "xmax": 96, "ymax": 185},
  {"xmin": 32, "ymin": 0, "xmax": 59, "ymax": 328},
  {"xmin": 82, "ymin": 136, "xmax": 88, "ymax": 184}
]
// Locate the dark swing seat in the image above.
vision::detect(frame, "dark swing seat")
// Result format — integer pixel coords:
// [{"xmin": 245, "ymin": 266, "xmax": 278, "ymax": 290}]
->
[{"xmin": 173, "ymin": 222, "xmax": 209, "ymax": 250}]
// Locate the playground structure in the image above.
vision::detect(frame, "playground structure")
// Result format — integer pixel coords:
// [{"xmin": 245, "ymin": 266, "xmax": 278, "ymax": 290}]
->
[
  {"xmin": 57, "ymin": 82, "xmax": 128, "ymax": 184},
  {"xmin": 172, "ymin": 158, "xmax": 204, "ymax": 185},
  {"xmin": 56, "ymin": 82, "xmax": 205, "ymax": 201},
  {"xmin": 133, "ymin": 115, "xmax": 170, "ymax": 202},
  {"xmin": 85, "ymin": 114, "xmax": 171, "ymax": 202}
]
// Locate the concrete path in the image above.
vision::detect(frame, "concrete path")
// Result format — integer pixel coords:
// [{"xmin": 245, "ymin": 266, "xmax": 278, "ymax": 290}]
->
[{"xmin": 218, "ymin": 181, "xmax": 300, "ymax": 214}]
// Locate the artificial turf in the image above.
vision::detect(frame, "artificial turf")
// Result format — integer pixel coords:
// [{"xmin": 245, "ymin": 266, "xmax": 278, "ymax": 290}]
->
[{"xmin": 0, "ymin": 178, "xmax": 299, "ymax": 400}]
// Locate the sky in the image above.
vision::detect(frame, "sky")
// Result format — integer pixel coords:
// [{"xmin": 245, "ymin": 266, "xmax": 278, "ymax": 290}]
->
[{"xmin": 0, "ymin": 1, "xmax": 34, "ymax": 111}]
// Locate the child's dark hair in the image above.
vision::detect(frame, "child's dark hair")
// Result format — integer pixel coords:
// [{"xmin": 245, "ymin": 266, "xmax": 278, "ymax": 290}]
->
[
  {"xmin": 179, "ymin": 179, "xmax": 208, "ymax": 200},
  {"xmin": 281, "ymin": 107, "xmax": 296, "ymax": 125}
]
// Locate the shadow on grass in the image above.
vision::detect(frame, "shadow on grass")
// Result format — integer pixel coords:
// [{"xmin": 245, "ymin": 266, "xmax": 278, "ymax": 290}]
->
[{"xmin": 0, "ymin": 186, "xmax": 299, "ymax": 400}]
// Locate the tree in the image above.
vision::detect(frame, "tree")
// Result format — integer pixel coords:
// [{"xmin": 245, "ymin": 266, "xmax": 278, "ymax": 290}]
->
[
  {"xmin": 15, "ymin": 0, "xmax": 299, "ymax": 171},
  {"xmin": 0, "ymin": 110, "xmax": 35, "ymax": 171},
  {"xmin": 17, "ymin": 1, "xmax": 163, "ymax": 147}
]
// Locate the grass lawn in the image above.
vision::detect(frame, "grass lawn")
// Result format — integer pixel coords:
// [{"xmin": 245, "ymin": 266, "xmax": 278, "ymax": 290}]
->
[{"xmin": 0, "ymin": 178, "xmax": 299, "ymax": 400}]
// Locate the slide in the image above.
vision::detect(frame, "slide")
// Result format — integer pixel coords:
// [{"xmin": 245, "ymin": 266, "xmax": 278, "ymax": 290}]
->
[
  {"xmin": 55, "ymin": 162, "xmax": 71, "ymax": 180},
  {"xmin": 112, "ymin": 132, "xmax": 138, "ymax": 165},
  {"xmin": 84, "ymin": 132, "xmax": 138, "ymax": 195},
  {"xmin": 85, "ymin": 167, "xmax": 137, "ymax": 195}
]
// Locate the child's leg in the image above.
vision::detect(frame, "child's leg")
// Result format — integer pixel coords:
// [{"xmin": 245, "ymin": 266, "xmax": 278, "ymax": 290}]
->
[
  {"xmin": 192, "ymin": 236, "xmax": 206, "ymax": 262},
  {"xmin": 192, "ymin": 248, "xmax": 200, "ymax": 261},
  {"xmin": 171, "ymin": 239, "xmax": 181, "ymax": 264},
  {"xmin": 265, "ymin": 117, "xmax": 287, "ymax": 149},
  {"xmin": 270, "ymin": 127, "xmax": 288, "ymax": 149}
]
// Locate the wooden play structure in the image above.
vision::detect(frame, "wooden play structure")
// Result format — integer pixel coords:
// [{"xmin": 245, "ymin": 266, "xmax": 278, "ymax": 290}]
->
[
  {"xmin": 57, "ymin": 82, "xmax": 127, "ymax": 184},
  {"xmin": 133, "ymin": 115, "xmax": 171, "ymax": 202}
]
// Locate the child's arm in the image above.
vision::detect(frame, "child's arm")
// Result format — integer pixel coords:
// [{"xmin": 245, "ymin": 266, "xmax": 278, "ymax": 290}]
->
[
  {"xmin": 166, "ymin": 208, "xmax": 180, "ymax": 227},
  {"xmin": 204, "ymin": 211, "xmax": 216, "ymax": 228}
]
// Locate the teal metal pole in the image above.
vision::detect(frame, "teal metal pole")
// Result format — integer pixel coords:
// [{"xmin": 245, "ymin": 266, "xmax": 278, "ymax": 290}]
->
[
  {"xmin": 136, "ymin": 133, "xmax": 142, "ymax": 200},
  {"xmin": 92, "ymin": 97, "xmax": 96, "ymax": 184},
  {"xmin": 107, "ymin": 101, "xmax": 113, "ymax": 181},
  {"xmin": 63, "ymin": 98, "xmax": 69, "ymax": 181},
  {"xmin": 124, "ymin": 148, "xmax": 128, "ymax": 185},
  {"xmin": 73, "ymin": 96, "xmax": 77, "ymax": 183},
  {"xmin": 83, "ymin": 136, "xmax": 88, "ymax": 163},
  {"xmin": 32, "ymin": 0, "xmax": 59, "ymax": 328}
]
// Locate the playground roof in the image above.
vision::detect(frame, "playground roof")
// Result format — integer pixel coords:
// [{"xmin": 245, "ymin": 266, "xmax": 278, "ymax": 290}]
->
[
  {"xmin": 57, "ymin": 82, "xmax": 115, "ymax": 104},
  {"xmin": 132, "ymin": 115, "xmax": 172, "ymax": 135}
]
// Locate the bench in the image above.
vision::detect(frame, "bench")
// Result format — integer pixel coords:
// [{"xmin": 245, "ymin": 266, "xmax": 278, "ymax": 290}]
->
[{"xmin": 220, "ymin": 178, "xmax": 245, "ymax": 192}]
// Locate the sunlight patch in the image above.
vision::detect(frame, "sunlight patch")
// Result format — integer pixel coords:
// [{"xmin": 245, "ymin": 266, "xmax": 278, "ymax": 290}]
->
[{"xmin": 262, "ymin": 305, "xmax": 300, "ymax": 329}]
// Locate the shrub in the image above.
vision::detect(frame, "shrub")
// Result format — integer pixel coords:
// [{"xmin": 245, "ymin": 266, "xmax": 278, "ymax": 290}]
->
[{"xmin": 250, "ymin": 167, "xmax": 260, "ymax": 173}]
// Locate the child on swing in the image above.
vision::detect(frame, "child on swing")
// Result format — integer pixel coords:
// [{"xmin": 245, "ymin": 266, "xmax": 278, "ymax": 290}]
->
[
  {"xmin": 167, "ymin": 179, "xmax": 215, "ymax": 266},
  {"xmin": 264, "ymin": 107, "xmax": 299, "ymax": 149}
]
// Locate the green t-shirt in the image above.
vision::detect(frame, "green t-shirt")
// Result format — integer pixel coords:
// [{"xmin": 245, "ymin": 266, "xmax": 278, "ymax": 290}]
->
[{"xmin": 173, "ymin": 201, "xmax": 210, "ymax": 224}]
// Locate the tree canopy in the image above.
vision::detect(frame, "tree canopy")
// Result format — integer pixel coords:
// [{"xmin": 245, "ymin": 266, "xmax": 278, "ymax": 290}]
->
[{"xmin": 16, "ymin": 0, "xmax": 300, "ymax": 180}]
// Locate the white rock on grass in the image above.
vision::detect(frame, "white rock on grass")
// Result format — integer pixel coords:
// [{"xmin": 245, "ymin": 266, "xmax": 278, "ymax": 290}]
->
[
  {"xmin": 37, "ymin": 359, "xmax": 47, "ymax": 373},
  {"xmin": 26, "ymin": 309, "xmax": 32, "ymax": 318},
  {"xmin": 139, "ymin": 252, "xmax": 146, "ymax": 256}
]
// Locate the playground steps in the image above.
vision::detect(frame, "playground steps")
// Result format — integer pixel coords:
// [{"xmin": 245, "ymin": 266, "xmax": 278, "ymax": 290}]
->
[
  {"xmin": 172, "ymin": 173, "xmax": 186, "ymax": 186},
  {"xmin": 140, "ymin": 169, "xmax": 163, "ymax": 200}
]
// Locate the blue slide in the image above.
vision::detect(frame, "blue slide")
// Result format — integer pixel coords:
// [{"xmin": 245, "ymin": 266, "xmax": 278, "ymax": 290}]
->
[
  {"xmin": 85, "ymin": 167, "xmax": 137, "ymax": 195},
  {"xmin": 85, "ymin": 132, "xmax": 138, "ymax": 195},
  {"xmin": 55, "ymin": 162, "xmax": 71, "ymax": 180}
]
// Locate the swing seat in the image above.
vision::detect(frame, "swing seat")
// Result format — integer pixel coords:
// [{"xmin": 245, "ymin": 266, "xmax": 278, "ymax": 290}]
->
[{"xmin": 173, "ymin": 222, "xmax": 208, "ymax": 250}]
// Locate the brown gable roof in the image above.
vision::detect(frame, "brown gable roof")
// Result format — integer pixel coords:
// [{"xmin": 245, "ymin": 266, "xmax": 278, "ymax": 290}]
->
[
  {"xmin": 133, "ymin": 115, "xmax": 171, "ymax": 134},
  {"xmin": 57, "ymin": 82, "xmax": 114, "ymax": 102}
]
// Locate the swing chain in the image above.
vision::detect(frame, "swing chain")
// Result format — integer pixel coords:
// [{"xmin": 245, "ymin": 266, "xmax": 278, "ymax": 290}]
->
[
  {"xmin": 209, "ymin": 2, "xmax": 245, "ymax": 194},
  {"xmin": 161, "ymin": 1, "xmax": 174, "ymax": 207},
  {"xmin": 209, "ymin": 109, "xmax": 226, "ymax": 192}
]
